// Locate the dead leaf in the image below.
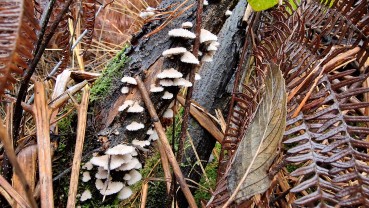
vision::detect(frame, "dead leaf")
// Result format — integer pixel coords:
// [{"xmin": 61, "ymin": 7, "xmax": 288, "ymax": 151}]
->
[{"xmin": 227, "ymin": 64, "xmax": 287, "ymax": 204}]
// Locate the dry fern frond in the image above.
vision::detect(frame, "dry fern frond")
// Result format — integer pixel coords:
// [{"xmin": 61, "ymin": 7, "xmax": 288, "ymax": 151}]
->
[
  {"xmin": 81, "ymin": 0, "xmax": 96, "ymax": 55},
  {"xmin": 0, "ymin": 0, "xmax": 39, "ymax": 97}
]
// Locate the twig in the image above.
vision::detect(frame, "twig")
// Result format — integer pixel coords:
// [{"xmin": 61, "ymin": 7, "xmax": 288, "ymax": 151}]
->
[
  {"xmin": 153, "ymin": 141, "xmax": 172, "ymax": 193},
  {"xmin": 33, "ymin": 82, "xmax": 54, "ymax": 208},
  {"xmin": 0, "ymin": 123, "xmax": 37, "ymax": 208},
  {"xmin": 135, "ymin": 76, "xmax": 198, "ymax": 208},
  {"xmin": 66, "ymin": 86, "xmax": 90, "ymax": 208},
  {"xmin": 140, "ymin": 181, "xmax": 149, "ymax": 208},
  {"xmin": 0, "ymin": 175, "xmax": 30, "ymax": 208},
  {"xmin": 177, "ymin": 0, "xmax": 203, "ymax": 163}
]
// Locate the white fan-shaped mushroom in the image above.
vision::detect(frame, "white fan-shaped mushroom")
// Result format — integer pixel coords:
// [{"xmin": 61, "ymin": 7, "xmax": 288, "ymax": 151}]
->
[
  {"xmin": 150, "ymin": 84, "xmax": 164, "ymax": 92},
  {"xmin": 123, "ymin": 173, "xmax": 131, "ymax": 180},
  {"xmin": 200, "ymin": 29, "xmax": 217, "ymax": 43},
  {"xmin": 82, "ymin": 171, "xmax": 91, "ymax": 182},
  {"xmin": 225, "ymin": 10, "xmax": 232, "ymax": 16},
  {"xmin": 168, "ymin": 28, "xmax": 196, "ymax": 39},
  {"xmin": 99, "ymin": 181, "xmax": 124, "ymax": 195},
  {"xmin": 118, "ymin": 187, "xmax": 133, "ymax": 200},
  {"xmin": 95, "ymin": 167, "xmax": 108, "ymax": 179},
  {"xmin": 121, "ymin": 86, "xmax": 129, "ymax": 94},
  {"xmin": 121, "ymin": 76, "xmax": 137, "ymax": 85},
  {"xmin": 162, "ymin": 91, "xmax": 173, "ymax": 99},
  {"xmin": 162, "ymin": 47, "xmax": 187, "ymax": 57},
  {"xmin": 146, "ymin": 128, "xmax": 154, "ymax": 135},
  {"xmin": 195, "ymin": 73, "xmax": 201, "ymax": 80},
  {"xmin": 95, "ymin": 179, "xmax": 104, "ymax": 190},
  {"xmin": 139, "ymin": 11, "xmax": 155, "ymax": 19},
  {"xmin": 127, "ymin": 102, "xmax": 144, "ymax": 113},
  {"xmin": 163, "ymin": 109, "xmax": 173, "ymax": 118},
  {"xmin": 80, "ymin": 189, "xmax": 92, "ymax": 202},
  {"xmin": 118, "ymin": 100, "xmax": 134, "ymax": 112},
  {"xmin": 90, "ymin": 155, "xmax": 126, "ymax": 170},
  {"xmin": 127, "ymin": 169, "xmax": 142, "ymax": 185},
  {"xmin": 182, "ymin": 22, "xmax": 193, "ymax": 29},
  {"xmin": 180, "ymin": 51, "xmax": 200, "ymax": 65},
  {"xmin": 105, "ymin": 144, "xmax": 135, "ymax": 155},
  {"xmin": 126, "ymin": 121, "xmax": 145, "ymax": 131},
  {"xmin": 157, "ymin": 68, "xmax": 183, "ymax": 79},
  {"xmin": 82, "ymin": 162, "xmax": 93, "ymax": 170},
  {"xmin": 173, "ymin": 78, "xmax": 193, "ymax": 87},
  {"xmin": 118, "ymin": 158, "xmax": 142, "ymax": 171},
  {"xmin": 203, "ymin": 0, "xmax": 209, "ymax": 5},
  {"xmin": 201, "ymin": 54, "xmax": 214, "ymax": 62},
  {"xmin": 132, "ymin": 139, "xmax": 151, "ymax": 147},
  {"xmin": 148, "ymin": 130, "xmax": 158, "ymax": 141},
  {"xmin": 159, "ymin": 79, "xmax": 174, "ymax": 87}
]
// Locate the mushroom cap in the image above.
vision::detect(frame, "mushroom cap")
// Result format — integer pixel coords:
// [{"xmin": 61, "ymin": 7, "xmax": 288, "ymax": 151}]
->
[
  {"xmin": 95, "ymin": 179, "xmax": 104, "ymax": 190},
  {"xmin": 148, "ymin": 131, "xmax": 158, "ymax": 141},
  {"xmin": 182, "ymin": 22, "xmax": 193, "ymax": 29},
  {"xmin": 118, "ymin": 187, "xmax": 133, "ymax": 200},
  {"xmin": 121, "ymin": 76, "xmax": 137, "ymax": 85},
  {"xmin": 173, "ymin": 78, "xmax": 193, "ymax": 87},
  {"xmin": 139, "ymin": 11, "xmax": 155, "ymax": 19},
  {"xmin": 82, "ymin": 162, "xmax": 93, "ymax": 170},
  {"xmin": 159, "ymin": 79, "xmax": 174, "ymax": 87},
  {"xmin": 118, "ymin": 100, "xmax": 134, "ymax": 111},
  {"xmin": 201, "ymin": 53, "xmax": 214, "ymax": 62},
  {"xmin": 100, "ymin": 181, "xmax": 124, "ymax": 195},
  {"xmin": 131, "ymin": 150, "xmax": 138, "ymax": 156},
  {"xmin": 105, "ymin": 144, "xmax": 135, "ymax": 155},
  {"xmin": 157, "ymin": 68, "xmax": 183, "ymax": 79},
  {"xmin": 126, "ymin": 121, "xmax": 145, "ymax": 131},
  {"xmin": 127, "ymin": 102, "xmax": 144, "ymax": 113},
  {"xmin": 90, "ymin": 155, "xmax": 126, "ymax": 170},
  {"xmin": 203, "ymin": 0, "xmax": 209, "ymax": 5},
  {"xmin": 80, "ymin": 190, "xmax": 92, "ymax": 202},
  {"xmin": 135, "ymin": 162, "xmax": 143, "ymax": 169},
  {"xmin": 180, "ymin": 51, "xmax": 200, "ymax": 65},
  {"xmin": 168, "ymin": 28, "xmax": 196, "ymax": 39},
  {"xmin": 117, "ymin": 158, "xmax": 141, "ymax": 171},
  {"xmin": 195, "ymin": 73, "xmax": 201, "ymax": 80},
  {"xmin": 146, "ymin": 128, "xmax": 154, "ymax": 135},
  {"xmin": 82, "ymin": 171, "xmax": 91, "ymax": 182},
  {"xmin": 207, "ymin": 44, "xmax": 218, "ymax": 51},
  {"xmin": 162, "ymin": 91, "xmax": 173, "ymax": 99},
  {"xmin": 132, "ymin": 139, "xmax": 151, "ymax": 147},
  {"xmin": 200, "ymin": 29, "xmax": 217, "ymax": 43},
  {"xmin": 150, "ymin": 84, "xmax": 164, "ymax": 92},
  {"xmin": 123, "ymin": 173, "xmax": 131, "ymax": 180},
  {"xmin": 121, "ymin": 86, "xmax": 129, "ymax": 94},
  {"xmin": 127, "ymin": 169, "xmax": 142, "ymax": 185},
  {"xmin": 162, "ymin": 47, "xmax": 187, "ymax": 57},
  {"xmin": 163, "ymin": 109, "xmax": 174, "ymax": 118},
  {"xmin": 225, "ymin": 10, "xmax": 232, "ymax": 16},
  {"xmin": 95, "ymin": 167, "xmax": 108, "ymax": 179}
]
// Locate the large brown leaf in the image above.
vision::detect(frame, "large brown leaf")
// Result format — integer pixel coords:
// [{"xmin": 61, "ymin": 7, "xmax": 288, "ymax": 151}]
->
[{"xmin": 227, "ymin": 64, "xmax": 287, "ymax": 204}]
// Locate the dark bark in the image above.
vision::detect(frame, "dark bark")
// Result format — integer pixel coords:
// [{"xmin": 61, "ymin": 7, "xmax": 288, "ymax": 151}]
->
[{"xmin": 176, "ymin": 1, "xmax": 247, "ymax": 207}]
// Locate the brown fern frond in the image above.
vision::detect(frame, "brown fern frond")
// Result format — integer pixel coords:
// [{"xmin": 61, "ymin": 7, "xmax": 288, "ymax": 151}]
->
[
  {"xmin": 81, "ymin": 0, "xmax": 96, "ymax": 55},
  {"xmin": 0, "ymin": 0, "xmax": 39, "ymax": 98}
]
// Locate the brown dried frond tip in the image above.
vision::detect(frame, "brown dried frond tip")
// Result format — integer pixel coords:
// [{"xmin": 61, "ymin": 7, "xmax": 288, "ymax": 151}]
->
[{"xmin": 0, "ymin": 0, "xmax": 40, "ymax": 97}]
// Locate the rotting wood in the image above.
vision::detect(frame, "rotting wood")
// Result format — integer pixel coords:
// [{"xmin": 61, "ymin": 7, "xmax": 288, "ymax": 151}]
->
[
  {"xmin": 66, "ymin": 85, "xmax": 90, "ymax": 208},
  {"xmin": 33, "ymin": 82, "xmax": 54, "ymax": 208},
  {"xmin": 135, "ymin": 76, "xmax": 198, "ymax": 208}
]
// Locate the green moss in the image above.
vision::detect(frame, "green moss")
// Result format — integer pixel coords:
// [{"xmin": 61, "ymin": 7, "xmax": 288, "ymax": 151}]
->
[
  {"xmin": 90, "ymin": 48, "xmax": 129, "ymax": 102},
  {"xmin": 194, "ymin": 142, "xmax": 221, "ymax": 206}
]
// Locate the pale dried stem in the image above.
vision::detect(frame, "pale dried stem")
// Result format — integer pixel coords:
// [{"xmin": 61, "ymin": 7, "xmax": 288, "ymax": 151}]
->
[
  {"xmin": 66, "ymin": 86, "xmax": 90, "ymax": 207},
  {"xmin": 33, "ymin": 82, "xmax": 54, "ymax": 208},
  {"xmin": 0, "ymin": 175, "xmax": 30, "ymax": 208},
  {"xmin": 140, "ymin": 181, "xmax": 149, "ymax": 208},
  {"xmin": 154, "ymin": 141, "xmax": 172, "ymax": 193},
  {"xmin": 135, "ymin": 76, "xmax": 198, "ymax": 208}
]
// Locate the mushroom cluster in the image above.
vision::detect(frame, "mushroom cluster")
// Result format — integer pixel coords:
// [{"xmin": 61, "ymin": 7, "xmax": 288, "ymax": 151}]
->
[{"xmin": 80, "ymin": 144, "xmax": 143, "ymax": 202}]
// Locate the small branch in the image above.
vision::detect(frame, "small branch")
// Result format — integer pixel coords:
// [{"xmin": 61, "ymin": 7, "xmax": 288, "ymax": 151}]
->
[
  {"xmin": 48, "ymin": 80, "xmax": 88, "ymax": 110},
  {"xmin": 0, "ymin": 175, "xmax": 30, "ymax": 208},
  {"xmin": 140, "ymin": 181, "xmax": 149, "ymax": 208},
  {"xmin": 66, "ymin": 86, "xmax": 90, "ymax": 208},
  {"xmin": 177, "ymin": 0, "xmax": 204, "ymax": 163},
  {"xmin": 33, "ymin": 82, "xmax": 54, "ymax": 208},
  {"xmin": 153, "ymin": 141, "xmax": 172, "ymax": 193},
  {"xmin": 135, "ymin": 76, "xmax": 198, "ymax": 208},
  {"xmin": 0, "ymin": 123, "xmax": 37, "ymax": 208}
]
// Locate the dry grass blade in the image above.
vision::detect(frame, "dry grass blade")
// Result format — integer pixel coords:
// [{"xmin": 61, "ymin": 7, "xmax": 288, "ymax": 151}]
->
[
  {"xmin": 66, "ymin": 86, "xmax": 90, "ymax": 208},
  {"xmin": 0, "ymin": 0, "xmax": 39, "ymax": 97},
  {"xmin": 224, "ymin": 64, "xmax": 287, "ymax": 207}
]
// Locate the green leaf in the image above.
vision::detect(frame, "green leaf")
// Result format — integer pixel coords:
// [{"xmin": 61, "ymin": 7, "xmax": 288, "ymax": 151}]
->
[
  {"xmin": 248, "ymin": 0, "xmax": 279, "ymax": 11},
  {"xmin": 227, "ymin": 64, "xmax": 287, "ymax": 203}
]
